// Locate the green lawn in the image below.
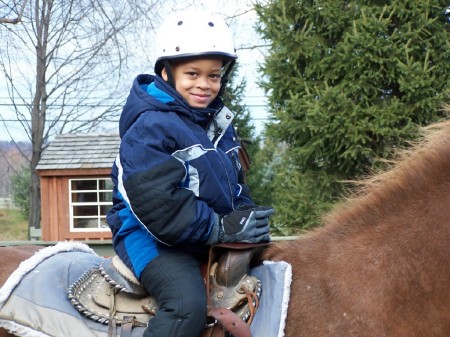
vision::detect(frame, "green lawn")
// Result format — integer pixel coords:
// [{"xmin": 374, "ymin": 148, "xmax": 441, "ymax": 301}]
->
[{"xmin": 0, "ymin": 208, "xmax": 28, "ymax": 241}]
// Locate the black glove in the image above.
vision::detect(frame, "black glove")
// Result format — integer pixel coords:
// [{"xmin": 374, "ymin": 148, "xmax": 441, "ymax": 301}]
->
[{"xmin": 207, "ymin": 206, "xmax": 274, "ymax": 245}]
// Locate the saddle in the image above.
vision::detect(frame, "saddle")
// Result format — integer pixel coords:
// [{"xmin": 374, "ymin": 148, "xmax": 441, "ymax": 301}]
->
[{"xmin": 67, "ymin": 243, "xmax": 267, "ymax": 337}]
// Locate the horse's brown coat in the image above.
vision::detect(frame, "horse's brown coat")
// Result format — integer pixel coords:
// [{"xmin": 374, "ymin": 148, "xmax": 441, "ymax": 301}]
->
[
  {"xmin": 263, "ymin": 120, "xmax": 450, "ymax": 337},
  {"xmin": 1, "ymin": 119, "xmax": 450, "ymax": 337},
  {"xmin": 0, "ymin": 246, "xmax": 41, "ymax": 337}
]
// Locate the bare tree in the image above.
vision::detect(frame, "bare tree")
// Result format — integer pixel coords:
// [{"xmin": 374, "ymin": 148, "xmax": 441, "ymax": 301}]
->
[
  {"xmin": 0, "ymin": 0, "xmax": 167, "ymax": 236},
  {"xmin": 1, "ymin": 0, "xmax": 267, "ymax": 238},
  {"xmin": 0, "ymin": 0, "xmax": 27, "ymax": 24},
  {"xmin": 0, "ymin": 141, "xmax": 30, "ymax": 197}
]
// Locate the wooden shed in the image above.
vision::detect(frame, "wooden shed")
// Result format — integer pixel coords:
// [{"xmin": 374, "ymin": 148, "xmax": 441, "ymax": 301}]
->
[
  {"xmin": 36, "ymin": 132, "xmax": 251, "ymax": 242},
  {"xmin": 36, "ymin": 133, "xmax": 119, "ymax": 241}
]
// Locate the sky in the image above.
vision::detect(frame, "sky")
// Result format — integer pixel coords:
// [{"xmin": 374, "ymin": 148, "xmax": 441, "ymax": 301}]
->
[{"xmin": 0, "ymin": 0, "xmax": 271, "ymax": 142}]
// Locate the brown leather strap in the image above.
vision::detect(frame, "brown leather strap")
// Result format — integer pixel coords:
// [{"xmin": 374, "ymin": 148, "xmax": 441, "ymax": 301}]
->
[
  {"xmin": 242, "ymin": 286, "xmax": 259, "ymax": 325},
  {"xmin": 208, "ymin": 308, "xmax": 252, "ymax": 337}
]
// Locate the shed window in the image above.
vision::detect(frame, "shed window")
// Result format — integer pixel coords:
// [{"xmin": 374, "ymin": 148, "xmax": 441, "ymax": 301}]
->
[{"xmin": 69, "ymin": 178, "xmax": 113, "ymax": 231}]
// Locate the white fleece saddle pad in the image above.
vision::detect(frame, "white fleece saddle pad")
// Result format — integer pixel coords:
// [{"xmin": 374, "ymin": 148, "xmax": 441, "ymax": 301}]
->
[{"xmin": 0, "ymin": 242, "xmax": 291, "ymax": 337}]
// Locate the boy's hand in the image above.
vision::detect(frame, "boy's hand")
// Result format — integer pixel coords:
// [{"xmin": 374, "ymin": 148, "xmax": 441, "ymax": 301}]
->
[{"xmin": 218, "ymin": 206, "xmax": 274, "ymax": 243}]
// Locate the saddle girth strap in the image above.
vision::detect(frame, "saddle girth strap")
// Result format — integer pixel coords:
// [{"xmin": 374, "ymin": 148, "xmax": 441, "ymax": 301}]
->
[
  {"xmin": 107, "ymin": 318, "xmax": 116, "ymax": 337},
  {"xmin": 107, "ymin": 315, "xmax": 139, "ymax": 337},
  {"xmin": 120, "ymin": 316, "xmax": 135, "ymax": 337}
]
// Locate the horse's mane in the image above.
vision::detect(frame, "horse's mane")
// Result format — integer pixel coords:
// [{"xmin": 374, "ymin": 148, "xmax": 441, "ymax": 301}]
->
[
  {"xmin": 265, "ymin": 114, "xmax": 450, "ymax": 261},
  {"xmin": 263, "ymin": 110, "xmax": 450, "ymax": 337},
  {"xmin": 324, "ymin": 118, "xmax": 450, "ymax": 230}
]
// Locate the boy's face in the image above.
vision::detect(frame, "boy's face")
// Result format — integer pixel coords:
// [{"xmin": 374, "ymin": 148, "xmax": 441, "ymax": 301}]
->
[{"xmin": 162, "ymin": 58, "xmax": 223, "ymax": 108}]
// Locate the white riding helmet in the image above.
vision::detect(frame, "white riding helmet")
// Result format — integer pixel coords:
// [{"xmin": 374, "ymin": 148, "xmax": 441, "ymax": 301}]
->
[{"xmin": 154, "ymin": 9, "xmax": 237, "ymax": 76}]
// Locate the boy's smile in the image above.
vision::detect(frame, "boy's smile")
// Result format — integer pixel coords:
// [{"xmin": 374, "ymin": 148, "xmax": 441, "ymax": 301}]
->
[{"xmin": 162, "ymin": 59, "xmax": 223, "ymax": 108}]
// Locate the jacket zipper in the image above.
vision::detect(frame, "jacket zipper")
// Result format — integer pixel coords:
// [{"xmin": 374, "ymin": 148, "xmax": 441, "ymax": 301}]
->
[
  {"xmin": 217, "ymin": 149, "xmax": 235, "ymax": 211},
  {"xmin": 168, "ymin": 319, "xmax": 182, "ymax": 337}
]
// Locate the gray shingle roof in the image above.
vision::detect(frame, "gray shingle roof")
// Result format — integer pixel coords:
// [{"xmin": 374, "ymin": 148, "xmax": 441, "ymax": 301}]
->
[{"xmin": 36, "ymin": 133, "xmax": 119, "ymax": 170}]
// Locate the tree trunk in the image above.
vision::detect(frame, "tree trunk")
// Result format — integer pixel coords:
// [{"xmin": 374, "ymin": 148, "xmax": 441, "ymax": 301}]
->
[
  {"xmin": 28, "ymin": 162, "xmax": 41, "ymax": 232},
  {"xmin": 28, "ymin": 0, "xmax": 51, "ymax": 234}
]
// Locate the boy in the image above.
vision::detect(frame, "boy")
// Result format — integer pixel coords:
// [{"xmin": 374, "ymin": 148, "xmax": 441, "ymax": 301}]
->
[{"xmin": 107, "ymin": 9, "xmax": 274, "ymax": 337}]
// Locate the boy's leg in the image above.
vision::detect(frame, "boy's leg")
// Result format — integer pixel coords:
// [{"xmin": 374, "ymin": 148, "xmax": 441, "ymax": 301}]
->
[{"xmin": 140, "ymin": 250, "xmax": 207, "ymax": 337}]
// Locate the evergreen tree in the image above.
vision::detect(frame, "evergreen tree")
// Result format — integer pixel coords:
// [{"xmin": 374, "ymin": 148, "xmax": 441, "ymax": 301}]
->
[
  {"xmin": 222, "ymin": 64, "xmax": 262, "ymax": 183},
  {"xmin": 11, "ymin": 166, "xmax": 31, "ymax": 218},
  {"xmin": 246, "ymin": 135, "xmax": 278, "ymax": 207},
  {"xmin": 255, "ymin": 0, "xmax": 450, "ymax": 230},
  {"xmin": 222, "ymin": 65, "xmax": 261, "ymax": 154}
]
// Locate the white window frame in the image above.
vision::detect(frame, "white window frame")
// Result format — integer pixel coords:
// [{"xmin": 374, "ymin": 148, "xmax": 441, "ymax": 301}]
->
[{"xmin": 69, "ymin": 177, "xmax": 113, "ymax": 232}]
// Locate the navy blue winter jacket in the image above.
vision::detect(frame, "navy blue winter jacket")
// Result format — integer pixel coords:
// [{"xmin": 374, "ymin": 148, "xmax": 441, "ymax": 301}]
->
[{"xmin": 106, "ymin": 74, "xmax": 254, "ymax": 278}]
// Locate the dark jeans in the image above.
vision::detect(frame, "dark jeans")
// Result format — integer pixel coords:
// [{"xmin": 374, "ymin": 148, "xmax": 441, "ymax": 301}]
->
[{"xmin": 140, "ymin": 250, "xmax": 207, "ymax": 337}]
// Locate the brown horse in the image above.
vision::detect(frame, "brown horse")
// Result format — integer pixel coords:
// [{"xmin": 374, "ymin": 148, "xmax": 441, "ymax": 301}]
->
[
  {"xmin": 264, "ymin": 119, "xmax": 450, "ymax": 337},
  {"xmin": 1, "ymin": 119, "xmax": 450, "ymax": 337},
  {"xmin": 0, "ymin": 246, "xmax": 41, "ymax": 337}
]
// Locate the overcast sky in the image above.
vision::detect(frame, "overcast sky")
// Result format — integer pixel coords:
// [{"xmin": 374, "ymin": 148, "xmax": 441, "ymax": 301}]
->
[{"xmin": 0, "ymin": 0, "xmax": 270, "ymax": 141}]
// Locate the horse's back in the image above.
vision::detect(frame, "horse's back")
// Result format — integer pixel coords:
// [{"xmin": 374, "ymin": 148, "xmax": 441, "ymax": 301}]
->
[
  {"xmin": 0, "ymin": 246, "xmax": 42, "ymax": 337},
  {"xmin": 0, "ymin": 246, "xmax": 41, "ymax": 286}
]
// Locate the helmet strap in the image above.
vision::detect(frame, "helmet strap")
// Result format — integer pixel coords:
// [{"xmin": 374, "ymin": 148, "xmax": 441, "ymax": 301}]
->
[
  {"xmin": 163, "ymin": 60, "xmax": 176, "ymax": 89},
  {"xmin": 218, "ymin": 59, "xmax": 236, "ymax": 97}
]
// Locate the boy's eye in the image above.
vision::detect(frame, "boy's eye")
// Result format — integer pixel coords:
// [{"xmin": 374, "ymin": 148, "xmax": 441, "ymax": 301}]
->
[
  {"xmin": 186, "ymin": 71, "xmax": 198, "ymax": 77},
  {"xmin": 210, "ymin": 74, "xmax": 221, "ymax": 79}
]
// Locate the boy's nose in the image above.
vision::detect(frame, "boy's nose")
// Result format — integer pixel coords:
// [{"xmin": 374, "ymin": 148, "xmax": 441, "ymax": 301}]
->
[{"xmin": 196, "ymin": 78, "xmax": 210, "ymax": 89}]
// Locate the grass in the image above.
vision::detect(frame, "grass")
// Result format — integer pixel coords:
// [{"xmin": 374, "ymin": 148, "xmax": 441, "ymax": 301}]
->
[{"xmin": 0, "ymin": 208, "xmax": 28, "ymax": 241}]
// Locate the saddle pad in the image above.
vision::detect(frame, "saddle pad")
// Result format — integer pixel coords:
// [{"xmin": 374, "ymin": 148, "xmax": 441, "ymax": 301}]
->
[
  {"xmin": 0, "ymin": 242, "xmax": 146, "ymax": 337},
  {"xmin": 249, "ymin": 261, "xmax": 292, "ymax": 337},
  {"xmin": 0, "ymin": 242, "xmax": 291, "ymax": 337}
]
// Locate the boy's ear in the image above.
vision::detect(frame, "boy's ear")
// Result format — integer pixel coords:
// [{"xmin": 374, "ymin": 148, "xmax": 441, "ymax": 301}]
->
[{"xmin": 161, "ymin": 67, "xmax": 168, "ymax": 81}]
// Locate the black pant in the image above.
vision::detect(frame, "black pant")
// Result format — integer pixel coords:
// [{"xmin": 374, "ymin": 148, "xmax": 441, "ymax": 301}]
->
[{"xmin": 140, "ymin": 250, "xmax": 207, "ymax": 337}]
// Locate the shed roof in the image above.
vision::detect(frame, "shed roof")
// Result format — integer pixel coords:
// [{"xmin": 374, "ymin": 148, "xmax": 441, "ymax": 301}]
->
[{"xmin": 36, "ymin": 133, "xmax": 119, "ymax": 170}]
